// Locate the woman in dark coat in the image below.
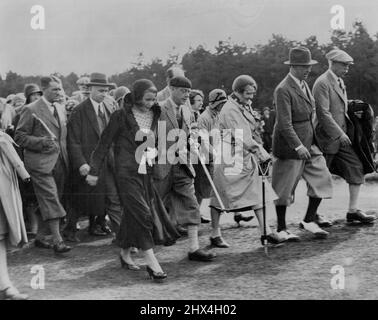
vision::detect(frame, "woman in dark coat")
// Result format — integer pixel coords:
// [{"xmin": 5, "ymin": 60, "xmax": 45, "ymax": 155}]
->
[{"xmin": 86, "ymin": 79, "xmax": 179, "ymax": 282}]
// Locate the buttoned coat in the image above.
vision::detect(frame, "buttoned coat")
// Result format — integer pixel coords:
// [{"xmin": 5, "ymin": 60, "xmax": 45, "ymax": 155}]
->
[
  {"xmin": 312, "ymin": 69, "xmax": 352, "ymax": 154},
  {"xmin": 67, "ymin": 98, "xmax": 117, "ymax": 216},
  {"xmin": 272, "ymin": 74, "xmax": 317, "ymax": 159}
]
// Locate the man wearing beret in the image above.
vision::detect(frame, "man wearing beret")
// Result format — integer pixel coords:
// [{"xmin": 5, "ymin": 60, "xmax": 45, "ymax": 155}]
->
[
  {"xmin": 154, "ymin": 76, "xmax": 216, "ymax": 261},
  {"xmin": 313, "ymin": 49, "xmax": 376, "ymax": 224},
  {"xmin": 272, "ymin": 47, "xmax": 333, "ymax": 241}
]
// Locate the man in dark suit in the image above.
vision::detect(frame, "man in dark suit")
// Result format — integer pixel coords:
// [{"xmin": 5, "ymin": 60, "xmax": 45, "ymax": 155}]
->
[
  {"xmin": 154, "ymin": 76, "xmax": 216, "ymax": 262},
  {"xmin": 65, "ymin": 73, "xmax": 122, "ymax": 241},
  {"xmin": 313, "ymin": 49, "xmax": 376, "ymax": 224},
  {"xmin": 271, "ymin": 47, "xmax": 333, "ymax": 241},
  {"xmin": 15, "ymin": 76, "xmax": 71, "ymax": 254}
]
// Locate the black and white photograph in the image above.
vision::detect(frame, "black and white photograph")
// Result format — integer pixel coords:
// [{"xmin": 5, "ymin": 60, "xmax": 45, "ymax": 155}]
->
[{"xmin": 1, "ymin": 0, "xmax": 378, "ymax": 304}]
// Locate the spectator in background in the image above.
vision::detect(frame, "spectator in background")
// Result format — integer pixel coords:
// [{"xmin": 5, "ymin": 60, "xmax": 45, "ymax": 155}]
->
[
  {"xmin": 114, "ymin": 86, "xmax": 131, "ymax": 107},
  {"xmin": 72, "ymin": 76, "xmax": 91, "ymax": 104},
  {"xmin": 0, "ymin": 98, "xmax": 13, "ymax": 132},
  {"xmin": 157, "ymin": 65, "xmax": 186, "ymax": 103},
  {"xmin": 189, "ymin": 89, "xmax": 204, "ymax": 123},
  {"xmin": 262, "ymin": 106, "xmax": 275, "ymax": 153},
  {"xmin": 373, "ymin": 116, "xmax": 378, "ymax": 159},
  {"xmin": 189, "ymin": 89, "xmax": 210, "ymax": 224}
]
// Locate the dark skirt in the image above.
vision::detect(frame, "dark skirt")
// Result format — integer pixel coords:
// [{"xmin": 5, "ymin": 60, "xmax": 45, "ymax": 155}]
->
[{"xmin": 116, "ymin": 172, "xmax": 180, "ymax": 251}]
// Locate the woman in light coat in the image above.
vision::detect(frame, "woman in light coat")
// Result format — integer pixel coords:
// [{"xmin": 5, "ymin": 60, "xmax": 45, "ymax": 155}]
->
[
  {"xmin": 210, "ymin": 75, "xmax": 285, "ymax": 246},
  {"xmin": 0, "ymin": 131, "xmax": 30, "ymax": 299}
]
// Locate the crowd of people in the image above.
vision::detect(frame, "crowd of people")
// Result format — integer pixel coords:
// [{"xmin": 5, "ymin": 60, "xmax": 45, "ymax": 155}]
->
[{"xmin": 0, "ymin": 46, "xmax": 377, "ymax": 300}]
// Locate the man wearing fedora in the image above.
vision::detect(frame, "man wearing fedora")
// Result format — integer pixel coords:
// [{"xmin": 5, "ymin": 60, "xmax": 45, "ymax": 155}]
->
[
  {"xmin": 15, "ymin": 75, "xmax": 71, "ymax": 254},
  {"xmin": 271, "ymin": 47, "xmax": 333, "ymax": 241},
  {"xmin": 313, "ymin": 49, "xmax": 376, "ymax": 224},
  {"xmin": 65, "ymin": 73, "xmax": 123, "ymax": 241}
]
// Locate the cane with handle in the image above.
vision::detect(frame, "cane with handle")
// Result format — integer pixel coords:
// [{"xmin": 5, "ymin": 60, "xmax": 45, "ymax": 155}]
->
[
  {"xmin": 189, "ymin": 138, "xmax": 228, "ymax": 214},
  {"xmin": 258, "ymin": 160, "xmax": 271, "ymax": 256}
]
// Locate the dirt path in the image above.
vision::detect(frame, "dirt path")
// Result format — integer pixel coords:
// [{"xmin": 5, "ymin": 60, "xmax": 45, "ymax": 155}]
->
[{"xmin": 8, "ymin": 178, "xmax": 378, "ymax": 300}]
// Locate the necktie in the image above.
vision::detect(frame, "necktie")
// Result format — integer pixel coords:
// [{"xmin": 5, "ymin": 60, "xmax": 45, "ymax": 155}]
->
[
  {"xmin": 176, "ymin": 105, "xmax": 183, "ymax": 128},
  {"xmin": 338, "ymin": 78, "xmax": 345, "ymax": 95},
  {"xmin": 51, "ymin": 103, "xmax": 60, "ymax": 127},
  {"xmin": 301, "ymin": 81, "xmax": 311, "ymax": 100},
  {"xmin": 98, "ymin": 104, "xmax": 107, "ymax": 133}
]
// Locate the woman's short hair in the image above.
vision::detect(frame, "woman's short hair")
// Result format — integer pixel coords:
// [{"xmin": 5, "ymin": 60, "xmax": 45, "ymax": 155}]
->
[
  {"xmin": 189, "ymin": 89, "xmax": 204, "ymax": 105},
  {"xmin": 232, "ymin": 75, "xmax": 257, "ymax": 94},
  {"xmin": 132, "ymin": 79, "xmax": 157, "ymax": 102}
]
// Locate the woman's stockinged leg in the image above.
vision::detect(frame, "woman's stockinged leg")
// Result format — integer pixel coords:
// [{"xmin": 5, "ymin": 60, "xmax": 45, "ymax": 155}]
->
[
  {"xmin": 0, "ymin": 239, "xmax": 12, "ymax": 291},
  {"xmin": 144, "ymin": 248, "xmax": 163, "ymax": 273}
]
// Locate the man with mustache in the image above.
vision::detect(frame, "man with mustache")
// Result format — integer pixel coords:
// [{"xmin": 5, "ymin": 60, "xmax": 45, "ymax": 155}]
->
[{"xmin": 271, "ymin": 47, "xmax": 333, "ymax": 241}]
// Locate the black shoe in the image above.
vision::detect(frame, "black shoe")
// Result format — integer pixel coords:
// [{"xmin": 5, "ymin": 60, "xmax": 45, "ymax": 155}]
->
[
  {"xmin": 88, "ymin": 225, "xmax": 108, "ymax": 236},
  {"xmin": 146, "ymin": 266, "xmax": 167, "ymax": 283},
  {"xmin": 201, "ymin": 216, "xmax": 211, "ymax": 224},
  {"xmin": 315, "ymin": 214, "xmax": 333, "ymax": 227},
  {"xmin": 210, "ymin": 236, "xmax": 230, "ymax": 248},
  {"xmin": 188, "ymin": 249, "xmax": 216, "ymax": 262},
  {"xmin": 34, "ymin": 239, "xmax": 53, "ymax": 249},
  {"xmin": 53, "ymin": 241, "xmax": 71, "ymax": 254},
  {"xmin": 346, "ymin": 210, "xmax": 376, "ymax": 224},
  {"xmin": 176, "ymin": 225, "xmax": 188, "ymax": 236},
  {"xmin": 234, "ymin": 213, "xmax": 254, "ymax": 226}
]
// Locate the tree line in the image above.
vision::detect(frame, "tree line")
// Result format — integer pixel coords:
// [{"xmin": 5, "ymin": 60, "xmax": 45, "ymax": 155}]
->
[{"xmin": 1, "ymin": 21, "xmax": 377, "ymax": 113}]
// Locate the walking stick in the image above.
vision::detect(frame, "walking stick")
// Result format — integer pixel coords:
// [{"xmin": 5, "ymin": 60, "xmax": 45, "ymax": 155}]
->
[
  {"xmin": 188, "ymin": 138, "xmax": 228, "ymax": 214},
  {"xmin": 258, "ymin": 160, "xmax": 271, "ymax": 256}
]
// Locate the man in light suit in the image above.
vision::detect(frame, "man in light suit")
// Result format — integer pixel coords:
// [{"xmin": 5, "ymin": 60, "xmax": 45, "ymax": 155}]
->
[
  {"xmin": 15, "ymin": 76, "xmax": 71, "ymax": 254},
  {"xmin": 271, "ymin": 47, "xmax": 333, "ymax": 241},
  {"xmin": 154, "ymin": 76, "xmax": 216, "ymax": 262},
  {"xmin": 313, "ymin": 49, "xmax": 376, "ymax": 224},
  {"xmin": 65, "ymin": 72, "xmax": 122, "ymax": 241}
]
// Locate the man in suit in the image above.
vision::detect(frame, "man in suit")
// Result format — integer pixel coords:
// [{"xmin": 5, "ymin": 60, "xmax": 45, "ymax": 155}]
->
[
  {"xmin": 65, "ymin": 73, "xmax": 122, "ymax": 241},
  {"xmin": 313, "ymin": 49, "xmax": 376, "ymax": 224},
  {"xmin": 154, "ymin": 76, "xmax": 216, "ymax": 262},
  {"xmin": 271, "ymin": 47, "xmax": 333, "ymax": 241},
  {"xmin": 15, "ymin": 76, "xmax": 71, "ymax": 253}
]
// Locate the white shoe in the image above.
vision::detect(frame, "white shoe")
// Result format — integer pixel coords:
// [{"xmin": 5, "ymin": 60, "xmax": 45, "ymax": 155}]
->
[
  {"xmin": 276, "ymin": 230, "xmax": 300, "ymax": 242},
  {"xmin": 299, "ymin": 221, "xmax": 329, "ymax": 238}
]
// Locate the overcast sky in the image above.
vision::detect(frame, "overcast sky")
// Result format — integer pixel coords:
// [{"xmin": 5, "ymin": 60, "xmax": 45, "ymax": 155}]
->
[{"xmin": 0, "ymin": 0, "xmax": 377, "ymax": 76}]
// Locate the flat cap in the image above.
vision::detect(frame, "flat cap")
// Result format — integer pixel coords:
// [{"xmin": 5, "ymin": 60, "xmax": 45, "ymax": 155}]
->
[
  {"xmin": 169, "ymin": 76, "xmax": 192, "ymax": 89},
  {"xmin": 326, "ymin": 49, "xmax": 354, "ymax": 64}
]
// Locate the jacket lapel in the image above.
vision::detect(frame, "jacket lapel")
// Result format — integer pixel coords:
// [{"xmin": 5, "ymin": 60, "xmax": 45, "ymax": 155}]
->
[
  {"xmin": 286, "ymin": 75, "xmax": 314, "ymax": 113},
  {"xmin": 84, "ymin": 100, "xmax": 100, "ymax": 137},
  {"xmin": 35, "ymin": 98, "xmax": 59, "ymax": 129},
  {"xmin": 164, "ymin": 99, "xmax": 179, "ymax": 129},
  {"xmin": 327, "ymin": 70, "xmax": 347, "ymax": 105}
]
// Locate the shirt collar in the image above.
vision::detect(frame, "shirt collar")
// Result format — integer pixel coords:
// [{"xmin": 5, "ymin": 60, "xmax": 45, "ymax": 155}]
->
[
  {"xmin": 328, "ymin": 69, "xmax": 343, "ymax": 84},
  {"xmin": 42, "ymin": 96, "xmax": 54, "ymax": 107},
  {"xmin": 288, "ymin": 72, "xmax": 304, "ymax": 87},
  {"xmin": 90, "ymin": 98, "xmax": 101, "ymax": 115}
]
